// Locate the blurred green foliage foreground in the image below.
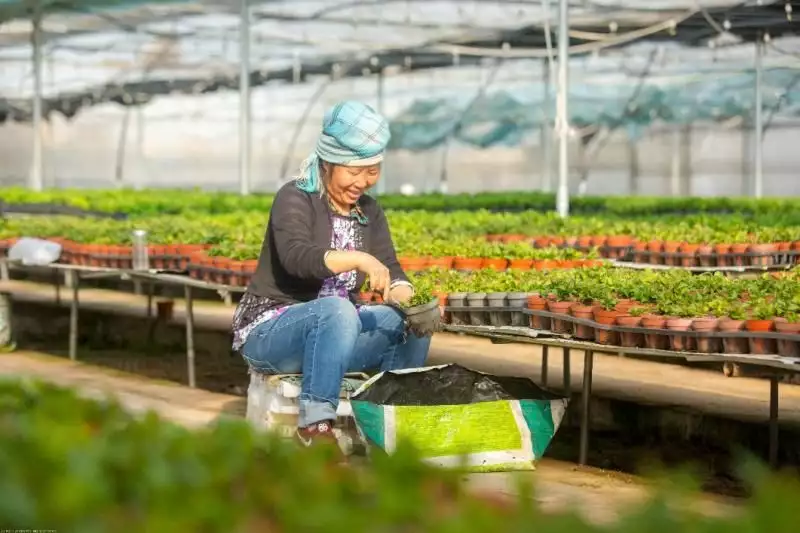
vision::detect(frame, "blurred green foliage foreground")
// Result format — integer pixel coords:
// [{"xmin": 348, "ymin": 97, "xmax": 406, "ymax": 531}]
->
[{"xmin": 0, "ymin": 378, "xmax": 798, "ymax": 533}]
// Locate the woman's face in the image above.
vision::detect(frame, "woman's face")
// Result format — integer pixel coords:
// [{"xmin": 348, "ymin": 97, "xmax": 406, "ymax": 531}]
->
[{"xmin": 324, "ymin": 163, "xmax": 380, "ymax": 207}]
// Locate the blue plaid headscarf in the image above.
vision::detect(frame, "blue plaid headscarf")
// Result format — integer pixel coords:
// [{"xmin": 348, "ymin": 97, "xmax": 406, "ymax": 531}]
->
[{"xmin": 295, "ymin": 100, "xmax": 391, "ymax": 194}]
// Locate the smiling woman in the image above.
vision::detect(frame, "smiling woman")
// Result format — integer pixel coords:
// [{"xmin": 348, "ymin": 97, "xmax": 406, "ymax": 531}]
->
[{"xmin": 231, "ymin": 100, "xmax": 430, "ymax": 453}]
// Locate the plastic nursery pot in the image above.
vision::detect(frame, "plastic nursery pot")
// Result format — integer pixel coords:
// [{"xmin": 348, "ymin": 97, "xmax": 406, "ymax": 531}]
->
[
  {"xmin": 617, "ymin": 315, "xmax": 644, "ymax": 348},
  {"xmin": 666, "ymin": 318, "xmax": 695, "ymax": 352},
  {"xmin": 508, "ymin": 259, "xmax": 534, "ymax": 271},
  {"xmin": 662, "ymin": 241, "xmax": 682, "ymax": 267},
  {"xmin": 646, "ymin": 240, "xmax": 664, "ymax": 265},
  {"xmin": 714, "ymin": 244, "xmax": 732, "ymax": 267},
  {"xmin": 533, "ymin": 260, "xmax": 560, "ymax": 271},
  {"xmin": 402, "ymin": 297, "xmax": 442, "ymax": 337},
  {"xmin": 749, "ymin": 243, "xmax": 777, "ymax": 267},
  {"xmin": 745, "ymin": 319, "xmax": 777, "ymax": 355},
  {"xmin": 679, "ymin": 243, "xmax": 700, "ymax": 268},
  {"xmin": 692, "ymin": 317, "xmax": 721, "ymax": 354},
  {"xmin": 593, "ymin": 309, "xmax": 621, "ymax": 345},
  {"xmin": 503, "ymin": 234, "xmax": 529, "ymax": 243},
  {"xmin": 506, "ymin": 292, "xmax": 529, "ymax": 327},
  {"xmin": 447, "ymin": 292, "xmax": 469, "ymax": 326},
  {"xmin": 526, "ymin": 294, "xmax": 551, "ymax": 331},
  {"xmin": 641, "ymin": 314, "xmax": 669, "ymax": 350},
  {"xmin": 605, "ymin": 235, "xmax": 633, "ymax": 259},
  {"xmin": 486, "ymin": 292, "xmax": 511, "ymax": 327},
  {"xmin": 774, "ymin": 318, "xmax": 800, "ymax": 358},
  {"xmin": 426, "ymin": 256, "xmax": 455, "ymax": 270},
  {"xmin": 466, "ymin": 292, "xmax": 489, "ymax": 326},
  {"xmin": 546, "ymin": 300, "xmax": 573, "ymax": 334},
  {"xmin": 453, "ymin": 257, "xmax": 483, "ymax": 271},
  {"xmin": 570, "ymin": 305, "xmax": 595, "ymax": 340},
  {"xmin": 614, "ymin": 299, "xmax": 638, "ymax": 314},
  {"xmin": 481, "ymin": 258, "xmax": 509, "ymax": 271},
  {"xmin": 398, "ymin": 257, "xmax": 429, "ymax": 272},
  {"xmin": 697, "ymin": 244, "xmax": 715, "ymax": 267},
  {"xmin": 730, "ymin": 243, "xmax": 750, "ymax": 267},
  {"xmin": 719, "ymin": 318, "xmax": 748, "ymax": 354},
  {"xmin": 576, "ymin": 236, "xmax": 593, "ymax": 250},
  {"xmin": 632, "ymin": 241, "xmax": 648, "ymax": 263},
  {"xmin": 533, "ymin": 236, "xmax": 552, "ymax": 248}
]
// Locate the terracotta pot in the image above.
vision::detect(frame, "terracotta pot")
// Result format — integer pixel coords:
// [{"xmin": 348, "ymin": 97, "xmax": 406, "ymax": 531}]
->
[
  {"xmin": 582, "ymin": 259, "xmax": 605, "ymax": 268},
  {"xmin": 614, "ymin": 299, "xmax": 638, "ymax": 313},
  {"xmin": 557, "ymin": 260, "xmax": 576, "ymax": 269},
  {"xmin": 228, "ymin": 261, "xmax": 245, "ymax": 287},
  {"xmin": 692, "ymin": 317, "xmax": 720, "ymax": 354},
  {"xmin": 776, "ymin": 241, "xmax": 792, "ymax": 252},
  {"xmin": 527, "ymin": 295, "xmax": 551, "ymax": 331},
  {"xmin": 714, "ymin": 244, "xmax": 732, "ymax": 267},
  {"xmin": 679, "ymin": 243, "xmax": 700, "ymax": 268},
  {"xmin": 533, "ymin": 259, "xmax": 559, "ymax": 271},
  {"xmin": 570, "ymin": 304, "xmax": 595, "ymax": 340},
  {"xmin": 662, "ymin": 241, "xmax": 682, "ymax": 266},
  {"xmin": 164, "ymin": 244, "xmax": 180, "ymax": 270},
  {"xmin": 481, "ymin": 258, "xmax": 509, "ymax": 271},
  {"xmin": 605, "ymin": 235, "xmax": 632, "ymax": 259},
  {"xmin": 399, "ymin": 257, "xmax": 429, "ymax": 272},
  {"xmin": 508, "ymin": 259, "xmax": 534, "ymax": 271},
  {"xmin": 775, "ymin": 319, "xmax": 800, "ymax": 358},
  {"xmin": 212, "ymin": 257, "xmax": 231, "ymax": 284},
  {"xmin": 242, "ymin": 260, "xmax": 258, "ymax": 284},
  {"xmin": 590, "ymin": 236, "xmax": 608, "ymax": 248},
  {"xmin": 534, "ymin": 236, "xmax": 552, "ymax": 248},
  {"xmin": 426, "ymin": 256, "xmax": 455, "ymax": 270},
  {"xmin": 633, "ymin": 241, "xmax": 648, "ymax": 263},
  {"xmin": 719, "ymin": 318, "xmax": 748, "ymax": 354},
  {"xmin": 576, "ymin": 236, "xmax": 593, "ymax": 249},
  {"xmin": 617, "ymin": 315, "xmax": 644, "ymax": 348},
  {"xmin": 641, "ymin": 314, "xmax": 669, "ymax": 350},
  {"xmin": 504, "ymin": 234, "xmax": 528, "ymax": 243},
  {"xmin": 149, "ymin": 244, "xmax": 167, "ymax": 269},
  {"xmin": 547, "ymin": 300, "xmax": 573, "ymax": 334},
  {"xmin": 745, "ymin": 319, "xmax": 776, "ymax": 355},
  {"xmin": 485, "ymin": 234, "xmax": 502, "ymax": 243},
  {"xmin": 646, "ymin": 240, "xmax": 664, "ymax": 265},
  {"xmin": 453, "ymin": 257, "xmax": 483, "ymax": 271},
  {"xmin": 697, "ymin": 244, "xmax": 715, "ymax": 267},
  {"xmin": 730, "ymin": 243, "xmax": 750, "ymax": 267},
  {"xmin": 551, "ymin": 236, "xmax": 566, "ymax": 247},
  {"xmin": 563, "ymin": 236, "xmax": 579, "ymax": 247},
  {"xmin": 666, "ymin": 318, "xmax": 695, "ymax": 352},
  {"xmin": 594, "ymin": 309, "xmax": 621, "ymax": 345},
  {"xmin": 749, "ymin": 243, "xmax": 777, "ymax": 267}
]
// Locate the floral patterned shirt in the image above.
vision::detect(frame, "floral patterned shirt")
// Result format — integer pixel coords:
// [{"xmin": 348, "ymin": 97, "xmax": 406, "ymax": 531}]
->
[{"xmin": 232, "ymin": 202, "xmax": 412, "ymax": 352}]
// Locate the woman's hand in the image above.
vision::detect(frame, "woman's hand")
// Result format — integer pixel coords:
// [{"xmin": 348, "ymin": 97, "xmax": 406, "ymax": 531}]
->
[
  {"xmin": 387, "ymin": 284, "xmax": 414, "ymax": 305},
  {"xmin": 355, "ymin": 252, "xmax": 391, "ymax": 300}
]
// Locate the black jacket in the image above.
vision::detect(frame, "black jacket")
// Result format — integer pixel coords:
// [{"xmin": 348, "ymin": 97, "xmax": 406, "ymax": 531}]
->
[{"xmin": 247, "ymin": 182, "xmax": 407, "ymax": 304}]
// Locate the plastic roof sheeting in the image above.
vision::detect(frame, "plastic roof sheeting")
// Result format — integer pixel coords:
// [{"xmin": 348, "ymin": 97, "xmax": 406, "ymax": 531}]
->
[{"xmin": 0, "ymin": 0, "xmax": 798, "ymax": 147}]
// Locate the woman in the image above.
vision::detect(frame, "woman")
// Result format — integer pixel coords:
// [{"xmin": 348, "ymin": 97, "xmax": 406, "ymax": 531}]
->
[{"xmin": 232, "ymin": 100, "xmax": 431, "ymax": 447}]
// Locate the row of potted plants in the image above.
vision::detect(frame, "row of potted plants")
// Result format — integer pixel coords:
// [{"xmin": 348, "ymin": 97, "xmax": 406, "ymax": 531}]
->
[
  {"xmin": 400, "ymin": 267, "xmax": 800, "ymax": 358},
  {"xmin": 4, "ymin": 186, "xmax": 800, "ymax": 218}
]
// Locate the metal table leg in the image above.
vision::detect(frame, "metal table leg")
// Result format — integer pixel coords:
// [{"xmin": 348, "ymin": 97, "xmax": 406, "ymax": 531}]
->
[
  {"xmin": 53, "ymin": 269, "xmax": 61, "ymax": 306},
  {"xmin": 69, "ymin": 270, "xmax": 79, "ymax": 361},
  {"xmin": 147, "ymin": 282, "xmax": 154, "ymax": 318},
  {"xmin": 562, "ymin": 347, "xmax": 571, "ymax": 397},
  {"xmin": 579, "ymin": 349, "xmax": 594, "ymax": 466},
  {"xmin": 541, "ymin": 344, "xmax": 549, "ymax": 387},
  {"xmin": 769, "ymin": 376, "xmax": 779, "ymax": 468},
  {"xmin": 184, "ymin": 285, "xmax": 196, "ymax": 388}
]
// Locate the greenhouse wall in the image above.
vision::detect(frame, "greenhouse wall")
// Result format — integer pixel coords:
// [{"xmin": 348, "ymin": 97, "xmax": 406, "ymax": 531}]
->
[{"xmin": 2, "ymin": 114, "xmax": 798, "ymax": 197}]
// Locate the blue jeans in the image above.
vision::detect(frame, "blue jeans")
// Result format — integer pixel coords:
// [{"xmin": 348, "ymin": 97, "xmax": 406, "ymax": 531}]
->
[{"xmin": 241, "ymin": 296, "xmax": 431, "ymax": 428}]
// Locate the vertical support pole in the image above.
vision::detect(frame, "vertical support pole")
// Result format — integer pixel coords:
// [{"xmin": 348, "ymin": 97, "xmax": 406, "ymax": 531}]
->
[
  {"xmin": 670, "ymin": 126, "xmax": 681, "ymax": 196},
  {"xmin": 238, "ymin": 0, "xmax": 252, "ymax": 196},
  {"xmin": 562, "ymin": 347, "xmax": 571, "ymax": 396},
  {"xmin": 542, "ymin": 60, "xmax": 552, "ymax": 192},
  {"xmin": 29, "ymin": 0, "xmax": 44, "ymax": 191},
  {"xmin": 579, "ymin": 349, "xmax": 594, "ymax": 466},
  {"xmin": 769, "ymin": 376, "xmax": 779, "ymax": 468},
  {"xmin": 69, "ymin": 270, "xmax": 79, "ymax": 360},
  {"xmin": 555, "ymin": 0, "xmax": 570, "ymax": 217},
  {"xmin": 541, "ymin": 344, "xmax": 549, "ymax": 387},
  {"xmin": 184, "ymin": 285, "xmax": 196, "ymax": 388},
  {"xmin": 628, "ymin": 137, "xmax": 640, "ymax": 195},
  {"xmin": 376, "ymin": 68, "xmax": 387, "ymax": 196},
  {"xmin": 753, "ymin": 35, "xmax": 764, "ymax": 199}
]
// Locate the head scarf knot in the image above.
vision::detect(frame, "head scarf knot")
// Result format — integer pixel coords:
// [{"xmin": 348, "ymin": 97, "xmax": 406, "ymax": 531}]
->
[{"xmin": 295, "ymin": 100, "xmax": 391, "ymax": 194}]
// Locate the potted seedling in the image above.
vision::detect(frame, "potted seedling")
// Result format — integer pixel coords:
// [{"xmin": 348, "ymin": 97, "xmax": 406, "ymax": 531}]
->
[{"xmin": 394, "ymin": 276, "xmax": 441, "ymax": 337}]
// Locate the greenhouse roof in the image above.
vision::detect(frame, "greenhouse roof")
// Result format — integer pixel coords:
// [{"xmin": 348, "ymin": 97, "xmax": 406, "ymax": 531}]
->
[{"xmin": 0, "ymin": 1, "xmax": 798, "ymax": 144}]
